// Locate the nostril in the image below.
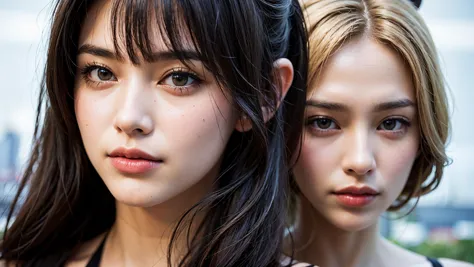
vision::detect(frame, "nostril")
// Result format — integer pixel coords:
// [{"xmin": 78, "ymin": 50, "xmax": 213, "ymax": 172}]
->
[{"xmin": 347, "ymin": 168, "xmax": 373, "ymax": 175}]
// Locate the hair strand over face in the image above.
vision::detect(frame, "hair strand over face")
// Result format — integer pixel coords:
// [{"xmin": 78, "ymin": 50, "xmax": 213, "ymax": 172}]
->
[{"xmin": 1, "ymin": 1, "xmax": 308, "ymax": 267}]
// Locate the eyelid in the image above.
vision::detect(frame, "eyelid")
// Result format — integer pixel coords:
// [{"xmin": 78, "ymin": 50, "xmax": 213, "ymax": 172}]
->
[
  {"xmin": 159, "ymin": 67, "xmax": 202, "ymax": 82},
  {"xmin": 377, "ymin": 117, "xmax": 411, "ymax": 128},
  {"xmin": 376, "ymin": 117, "xmax": 411, "ymax": 134},
  {"xmin": 79, "ymin": 62, "xmax": 117, "ymax": 83},
  {"xmin": 306, "ymin": 116, "xmax": 341, "ymax": 133},
  {"xmin": 306, "ymin": 115, "xmax": 338, "ymax": 125},
  {"xmin": 157, "ymin": 67, "xmax": 205, "ymax": 96}
]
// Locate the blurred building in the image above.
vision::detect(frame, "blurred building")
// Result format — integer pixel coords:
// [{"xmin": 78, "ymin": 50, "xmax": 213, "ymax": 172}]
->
[
  {"xmin": 384, "ymin": 206, "xmax": 474, "ymax": 245},
  {"xmin": 0, "ymin": 129, "xmax": 20, "ymax": 181}
]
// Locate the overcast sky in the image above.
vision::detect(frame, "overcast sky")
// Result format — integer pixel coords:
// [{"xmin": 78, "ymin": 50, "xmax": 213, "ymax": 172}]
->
[{"xmin": 0, "ymin": 0, "xmax": 473, "ymax": 207}]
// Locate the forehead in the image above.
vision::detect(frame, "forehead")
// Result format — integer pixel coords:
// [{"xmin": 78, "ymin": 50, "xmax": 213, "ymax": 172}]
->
[
  {"xmin": 308, "ymin": 37, "xmax": 415, "ymax": 104},
  {"xmin": 78, "ymin": 0, "xmax": 195, "ymax": 58}
]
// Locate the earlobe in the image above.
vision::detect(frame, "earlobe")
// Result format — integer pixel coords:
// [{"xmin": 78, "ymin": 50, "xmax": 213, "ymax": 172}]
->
[
  {"xmin": 235, "ymin": 114, "xmax": 253, "ymax": 132},
  {"xmin": 234, "ymin": 58, "xmax": 294, "ymax": 132}
]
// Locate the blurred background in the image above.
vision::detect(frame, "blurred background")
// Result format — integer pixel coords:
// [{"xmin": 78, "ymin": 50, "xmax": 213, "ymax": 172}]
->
[{"xmin": 0, "ymin": 0, "xmax": 473, "ymax": 262}]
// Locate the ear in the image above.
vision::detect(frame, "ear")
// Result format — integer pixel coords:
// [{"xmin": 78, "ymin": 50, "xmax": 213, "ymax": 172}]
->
[{"xmin": 235, "ymin": 58, "xmax": 294, "ymax": 132}]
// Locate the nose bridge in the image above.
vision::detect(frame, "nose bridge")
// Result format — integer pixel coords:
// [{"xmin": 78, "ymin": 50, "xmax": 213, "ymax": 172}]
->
[
  {"xmin": 114, "ymin": 77, "xmax": 154, "ymax": 135},
  {"xmin": 343, "ymin": 122, "xmax": 375, "ymax": 175}
]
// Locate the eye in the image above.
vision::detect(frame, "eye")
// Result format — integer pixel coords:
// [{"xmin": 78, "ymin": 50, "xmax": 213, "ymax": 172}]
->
[
  {"xmin": 307, "ymin": 117, "xmax": 339, "ymax": 131},
  {"xmin": 161, "ymin": 72, "xmax": 199, "ymax": 87},
  {"xmin": 378, "ymin": 118, "xmax": 409, "ymax": 131},
  {"xmin": 80, "ymin": 63, "xmax": 117, "ymax": 87},
  {"xmin": 89, "ymin": 67, "xmax": 116, "ymax": 82}
]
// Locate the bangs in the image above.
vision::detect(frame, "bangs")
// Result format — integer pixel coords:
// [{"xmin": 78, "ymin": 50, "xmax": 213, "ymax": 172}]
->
[
  {"xmin": 108, "ymin": 0, "xmax": 195, "ymax": 64},
  {"xmin": 103, "ymin": 0, "xmax": 272, "ymax": 110},
  {"xmin": 107, "ymin": 0, "xmax": 243, "ymax": 79}
]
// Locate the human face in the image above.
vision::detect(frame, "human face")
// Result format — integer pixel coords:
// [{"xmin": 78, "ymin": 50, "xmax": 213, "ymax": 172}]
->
[
  {"xmin": 74, "ymin": 1, "xmax": 238, "ymax": 208},
  {"xmin": 293, "ymin": 38, "xmax": 419, "ymax": 231}
]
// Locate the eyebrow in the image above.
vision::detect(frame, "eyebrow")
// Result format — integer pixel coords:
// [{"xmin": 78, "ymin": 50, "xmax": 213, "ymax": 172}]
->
[
  {"xmin": 306, "ymin": 100, "xmax": 349, "ymax": 112},
  {"xmin": 77, "ymin": 44, "xmax": 200, "ymax": 62},
  {"xmin": 373, "ymin": 98, "xmax": 415, "ymax": 112},
  {"xmin": 306, "ymin": 98, "xmax": 415, "ymax": 112}
]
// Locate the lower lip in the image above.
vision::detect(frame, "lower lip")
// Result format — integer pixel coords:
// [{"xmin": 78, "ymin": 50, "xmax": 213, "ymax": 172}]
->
[
  {"xmin": 334, "ymin": 194, "xmax": 377, "ymax": 207},
  {"xmin": 109, "ymin": 157, "xmax": 161, "ymax": 174}
]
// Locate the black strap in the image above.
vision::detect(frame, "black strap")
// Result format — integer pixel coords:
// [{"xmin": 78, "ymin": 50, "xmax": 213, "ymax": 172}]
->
[
  {"xmin": 427, "ymin": 257, "xmax": 443, "ymax": 267},
  {"xmin": 85, "ymin": 234, "xmax": 108, "ymax": 267}
]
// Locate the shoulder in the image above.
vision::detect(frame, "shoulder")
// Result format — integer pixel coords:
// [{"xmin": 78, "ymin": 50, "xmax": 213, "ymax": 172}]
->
[
  {"xmin": 291, "ymin": 263, "xmax": 316, "ymax": 267},
  {"xmin": 280, "ymin": 255, "xmax": 318, "ymax": 267},
  {"xmin": 438, "ymin": 258, "xmax": 474, "ymax": 267},
  {"xmin": 384, "ymin": 240, "xmax": 473, "ymax": 267},
  {"xmin": 0, "ymin": 259, "xmax": 15, "ymax": 267}
]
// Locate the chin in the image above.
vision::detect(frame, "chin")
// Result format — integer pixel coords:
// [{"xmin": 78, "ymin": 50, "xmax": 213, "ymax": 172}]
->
[
  {"xmin": 325, "ymin": 209, "xmax": 379, "ymax": 232},
  {"xmin": 105, "ymin": 177, "xmax": 182, "ymax": 208}
]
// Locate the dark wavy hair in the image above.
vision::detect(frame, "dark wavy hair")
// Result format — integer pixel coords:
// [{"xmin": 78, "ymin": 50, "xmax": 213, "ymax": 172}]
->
[{"xmin": 0, "ymin": 0, "xmax": 308, "ymax": 266}]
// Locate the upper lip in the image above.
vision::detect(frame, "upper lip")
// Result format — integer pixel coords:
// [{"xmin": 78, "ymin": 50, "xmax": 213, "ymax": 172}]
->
[
  {"xmin": 333, "ymin": 186, "xmax": 380, "ymax": 195},
  {"xmin": 109, "ymin": 147, "xmax": 161, "ymax": 161}
]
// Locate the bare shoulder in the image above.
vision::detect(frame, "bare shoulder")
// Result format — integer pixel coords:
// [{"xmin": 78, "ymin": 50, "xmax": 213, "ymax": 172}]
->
[
  {"xmin": 291, "ymin": 263, "xmax": 317, "ymax": 267},
  {"xmin": 382, "ymin": 239, "xmax": 474, "ymax": 267},
  {"xmin": 280, "ymin": 255, "xmax": 318, "ymax": 267},
  {"xmin": 439, "ymin": 258, "xmax": 474, "ymax": 267},
  {"xmin": 0, "ymin": 259, "xmax": 15, "ymax": 267}
]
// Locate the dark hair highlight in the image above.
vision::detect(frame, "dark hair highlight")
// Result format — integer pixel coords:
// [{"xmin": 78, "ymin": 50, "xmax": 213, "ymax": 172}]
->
[{"xmin": 1, "ymin": 1, "xmax": 308, "ymax": 267}]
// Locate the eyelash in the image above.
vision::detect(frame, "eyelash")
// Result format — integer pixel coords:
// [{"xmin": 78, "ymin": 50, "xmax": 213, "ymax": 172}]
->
[
  {"xmin": 79, "ymin": 62, "xmax": 113, "ymax": 87},
  {"xmin": 305, "ymin": 116, "xmax": 411, "ymax": 136},
  {"xmin": 78, "ymin": 63, "xmax": 203, "ymax": 93},
  {"xmin": 159, "ymin": 67, "xmax": 203, "ymax": 94},
  {"xmin": 305, "ymin": 116, "xmax": 339, "ymax": 134}
]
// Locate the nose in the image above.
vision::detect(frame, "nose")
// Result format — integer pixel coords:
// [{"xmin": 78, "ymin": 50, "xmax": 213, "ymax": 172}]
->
[
  {"xmin": 342, "ymin": 128, "xmax": 376, "ymax": 176},
  {"xmin": 113, "ymin": 81, "xmax": 154, "ymax": 136}
]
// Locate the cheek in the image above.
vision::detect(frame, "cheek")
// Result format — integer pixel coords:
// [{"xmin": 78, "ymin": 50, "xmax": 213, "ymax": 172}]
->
[
  {"xmin": 377, "ymin": 135, "xmax": 419, "ymax": 200},
  {"xmin": 74, "ymin": 89, "xmax": 112, "ymax": 145},
  {"xmin": 161, "ymin": 89, "xmax": 237, "ymax": 162},
  {"xmin": 294, "ymin": 136, "xmax": 339, "ymax": 192}
]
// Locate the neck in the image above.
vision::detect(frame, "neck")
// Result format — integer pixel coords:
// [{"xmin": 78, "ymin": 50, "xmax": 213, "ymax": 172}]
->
[
  {"xmin": 291, "ymin": 196, "xmax": 387, "ymax": 267},
  {"xmin": 105, "ymin": 172, "xmax": 215, "ymax": 267}
]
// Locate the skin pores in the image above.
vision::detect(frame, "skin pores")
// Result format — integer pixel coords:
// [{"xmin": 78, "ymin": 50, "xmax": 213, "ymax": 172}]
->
[
  {"xmin": 75, "ymin": 0, "xmax": 238, "ymax": 208},
  {"xmin": 294, "ymin": 37, "xmax": 420, "ymax": 231}
]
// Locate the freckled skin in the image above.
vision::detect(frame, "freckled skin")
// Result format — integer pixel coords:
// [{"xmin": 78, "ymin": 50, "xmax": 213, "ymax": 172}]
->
[{"xmin": 75, "ymin": 0, "xmax": 238, "ymax": 208}]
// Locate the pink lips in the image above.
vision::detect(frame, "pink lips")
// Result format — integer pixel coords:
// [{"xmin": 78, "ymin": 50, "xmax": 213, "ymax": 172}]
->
[
  {"xmin": 108, "ymin": 148, "xmax": 162, "ymax": 174},
  {"xmin": 332, "ymin": 186, "xmax": 380, "ymax": 207}
]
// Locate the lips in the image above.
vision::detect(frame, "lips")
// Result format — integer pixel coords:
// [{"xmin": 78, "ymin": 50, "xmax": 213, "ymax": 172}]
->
[
  {"xmin": 334, "ymin": 186, "xmax": 379, "ymax": 196},
  {"xmin": 109, "ymin": 148, "xmax": 161, "ymax": 161},
  {"xmin": 332, "ymin": 186, "xmax": 380, "ymax": 207},
  {"xmin": 108, "ymin": 148, "xmax": 162, "ymax": 174}
]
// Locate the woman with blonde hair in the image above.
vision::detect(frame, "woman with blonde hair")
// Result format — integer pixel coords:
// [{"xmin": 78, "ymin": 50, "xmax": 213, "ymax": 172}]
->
[{"xmin": 287, "ymin": 0, "xmax": 473, "ymax": 266}]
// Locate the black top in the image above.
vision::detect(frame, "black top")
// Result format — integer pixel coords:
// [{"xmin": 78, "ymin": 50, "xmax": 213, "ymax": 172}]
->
[
  {"xmin": 84, "ymin": 234, "xmax": 107, "ymax": 267},
  {"xmin": 302, "ymin": 257, "xmax": 444, "ymax": 267},
  {"xmin": 427, "ymin": 257, "xmax": 444, "ymax": 267},
  {"xmin": 84, "ymin": 241, "xmax": 444, "ymax": 267}
]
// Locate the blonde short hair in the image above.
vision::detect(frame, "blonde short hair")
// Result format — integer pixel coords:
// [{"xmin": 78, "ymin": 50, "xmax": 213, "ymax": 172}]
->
[{"xmin": 302, "ymin": 0, "xmax": 450, "ymax": 210}]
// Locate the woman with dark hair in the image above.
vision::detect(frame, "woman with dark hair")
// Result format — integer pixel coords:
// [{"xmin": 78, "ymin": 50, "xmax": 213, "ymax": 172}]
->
[{"xmin": 0, "ymin": 0, "xmax": 308, "ymax": 266}]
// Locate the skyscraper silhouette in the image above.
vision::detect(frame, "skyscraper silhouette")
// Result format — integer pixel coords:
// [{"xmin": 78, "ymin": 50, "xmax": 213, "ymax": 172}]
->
[{"xmin": 0, "ymin": 129, "xmax": 20, "ymax": 180}]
